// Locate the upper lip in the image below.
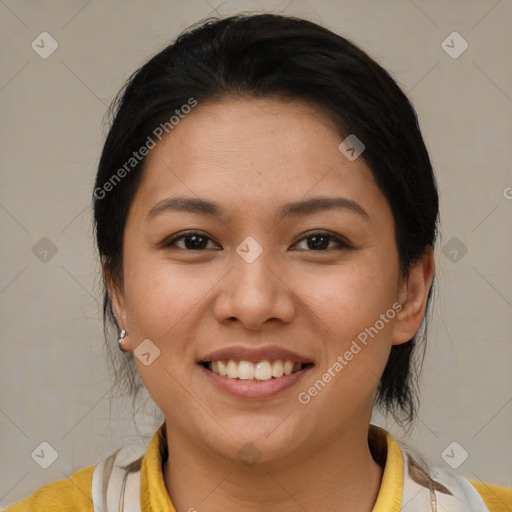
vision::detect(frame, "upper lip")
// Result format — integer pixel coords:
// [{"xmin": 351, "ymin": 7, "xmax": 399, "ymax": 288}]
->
[{"xmin": 199, "ymin": 345, "xmax": 314, "ymax": 365}]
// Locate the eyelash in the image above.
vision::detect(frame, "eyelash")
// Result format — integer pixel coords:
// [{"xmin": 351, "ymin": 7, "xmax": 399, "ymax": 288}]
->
[{"xmin": 162, "ymin": 230, "xmax": 352, "ymax": 252}]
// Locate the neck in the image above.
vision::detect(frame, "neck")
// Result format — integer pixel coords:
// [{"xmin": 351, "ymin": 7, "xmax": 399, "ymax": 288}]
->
[{"xmin": 163, "ymin": 422, "xmax": 384, "ymax": 512}]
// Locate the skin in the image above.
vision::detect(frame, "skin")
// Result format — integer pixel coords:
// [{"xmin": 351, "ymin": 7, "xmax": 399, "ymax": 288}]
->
[{"xmin": 107, "ymin": 97, "xmax": 435, "ymax": 511}]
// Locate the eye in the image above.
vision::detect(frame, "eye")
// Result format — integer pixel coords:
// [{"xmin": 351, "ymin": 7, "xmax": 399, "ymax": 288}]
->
[
  {"xmin": 292, "ymin": 231, "xmax": 352, "ymax": 251},
  {"xmin": 162, "ymin": 231, "xmax": 220, "ymax": 251},
  {"xmin": 161, "ymin": 230, "xmax": 352, "ymax": 252}
]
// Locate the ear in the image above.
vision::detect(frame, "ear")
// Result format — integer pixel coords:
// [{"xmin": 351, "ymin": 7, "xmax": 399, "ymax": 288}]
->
[
  {"xmin": 102, "ymin": 256, "xmax": 131, "ymax": 350},
  {"xmin": 392, "ymin": 247, "xmax": 435, "ymax": 345}
]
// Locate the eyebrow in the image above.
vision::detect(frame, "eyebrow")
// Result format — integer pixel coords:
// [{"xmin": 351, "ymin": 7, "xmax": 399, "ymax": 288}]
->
[{"xmin": 145, "ymin": 195, "xmax": 369, "ymax": 222}]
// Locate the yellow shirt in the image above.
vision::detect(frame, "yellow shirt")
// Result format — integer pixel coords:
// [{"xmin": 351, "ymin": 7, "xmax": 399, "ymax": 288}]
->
[{"xmin": 4, "ymin": 424, "xmax": 511, "ymax": 511}]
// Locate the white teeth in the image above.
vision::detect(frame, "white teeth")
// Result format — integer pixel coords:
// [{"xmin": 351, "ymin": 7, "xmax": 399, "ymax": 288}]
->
[
  {"xmin": 271, "ymin": 360, "xmax": 284, "ymax": 378},
  {"xmin": 217, "ymin": 360, "xmax": 227, "ymax": 376},
  {"xmin": 283, "ymin": 360, "xmax": 294, "ymax": 375},
  {"xmin": 226, "ymin": 360, "xmax": 238, "ymax": 379},
  {"xmin": 238, "ymin": 360, "xmax": 255, "ymax": 380},
  {"xmin": 254, "ymin": 361, "xmax": 272, "ymax": 381},
  {"xmin": 206, "ymin": 359, "xmax": 304, "ymax": 380}
]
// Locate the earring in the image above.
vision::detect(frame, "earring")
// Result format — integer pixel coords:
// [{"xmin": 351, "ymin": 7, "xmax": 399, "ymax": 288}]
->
[{"xmin": 117, "ymin": 329, "xmax": 130, "ymax": 353}]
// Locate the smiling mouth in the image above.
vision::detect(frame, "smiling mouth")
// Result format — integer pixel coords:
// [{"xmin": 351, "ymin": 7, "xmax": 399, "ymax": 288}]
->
[{"xmin": 200, "ymin": 359, "xmax": 314, "ymax": 381}]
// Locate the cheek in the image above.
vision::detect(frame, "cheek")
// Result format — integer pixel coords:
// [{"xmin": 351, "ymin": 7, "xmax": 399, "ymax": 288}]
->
[
  {"xmin": 295, "ymin": 256, "xmax": 400, "ymax": 407},
  {"xmin": 121, "ymin": 253, "xmax": 206, "ymax": 412},
  {"xmin": 122, "ymin": 251, "xmax": 220, "ymax": 344},
  {"xmin": 295, "ymin": 264, "xmax": 398, "ymax": 419},
  {"xmin": 124, "ymin": 260, "xmax": 177, "ymax": 335},
  {"xmin": 297, "ymin": 257, "xmax": 399, "ymax": 339}
]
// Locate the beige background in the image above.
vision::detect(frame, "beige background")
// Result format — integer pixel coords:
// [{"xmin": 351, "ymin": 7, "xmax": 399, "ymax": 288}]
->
[{"xmin": 1, "ymin": 0, "xmax": 511, "ymax": 506}]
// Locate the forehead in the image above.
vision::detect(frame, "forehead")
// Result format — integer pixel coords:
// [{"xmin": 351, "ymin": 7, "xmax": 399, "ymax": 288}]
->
[{"xmin": 132, "ymin": 98, "xmax": 386, "ymax": 219}]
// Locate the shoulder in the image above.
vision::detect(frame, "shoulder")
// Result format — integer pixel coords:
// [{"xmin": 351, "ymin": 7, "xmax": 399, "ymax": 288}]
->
[
  {"xmin": 3, "ymin": 465, "xmax": 95, "ymax": 512},
  {"xmin": 469, "ymin": 479, "xmax": 512, "ymax": 512},
  {"xmin": 408, "ymin": 454, "xmax": 512, "ymax": 512},
  {"xmin": 430, "ymin": 464, "xmax": 512, "ymax": 512},
  {"xmin": 391, "ymin": 433, "xmax": 511, "ymax": 512},
  {"xmin": 3, "ymin": 432, "xmax": 156, "ymax": 512}
]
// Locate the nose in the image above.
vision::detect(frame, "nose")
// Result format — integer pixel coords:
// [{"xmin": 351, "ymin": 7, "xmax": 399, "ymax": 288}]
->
[{"xmin": 213, "ymin": 247, "xmax": 296, "ymax": 330}]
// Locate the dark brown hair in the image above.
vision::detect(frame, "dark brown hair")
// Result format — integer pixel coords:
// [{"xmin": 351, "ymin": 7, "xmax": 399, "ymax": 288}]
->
[{"xmin": 93, "ymin": 13, "xmax": 439, "ymax": 425}]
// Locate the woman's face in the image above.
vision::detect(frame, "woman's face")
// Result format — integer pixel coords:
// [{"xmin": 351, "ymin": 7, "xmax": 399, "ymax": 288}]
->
[{"xmin": 109, "ymin": 97, "xmax": 429, "ymax": 463}]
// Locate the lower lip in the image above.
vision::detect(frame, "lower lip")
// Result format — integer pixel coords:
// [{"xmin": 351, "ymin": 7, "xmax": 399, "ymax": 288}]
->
[{"xmin": 198, "ymin": 364, "xmax": 312, "ymax": 399}]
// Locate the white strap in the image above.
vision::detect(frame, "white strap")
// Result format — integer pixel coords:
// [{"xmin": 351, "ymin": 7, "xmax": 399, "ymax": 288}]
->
[
  {"xmin": 91, "ymin": 445, "xmax": 143, "ymax": 512},
  {"xmin": 122, "ymin": 470, "xmax": 142, "ymax": 512},
  {"xmin": 401, "ymin": 450, "xmax": 490, "ymax": 511}
]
